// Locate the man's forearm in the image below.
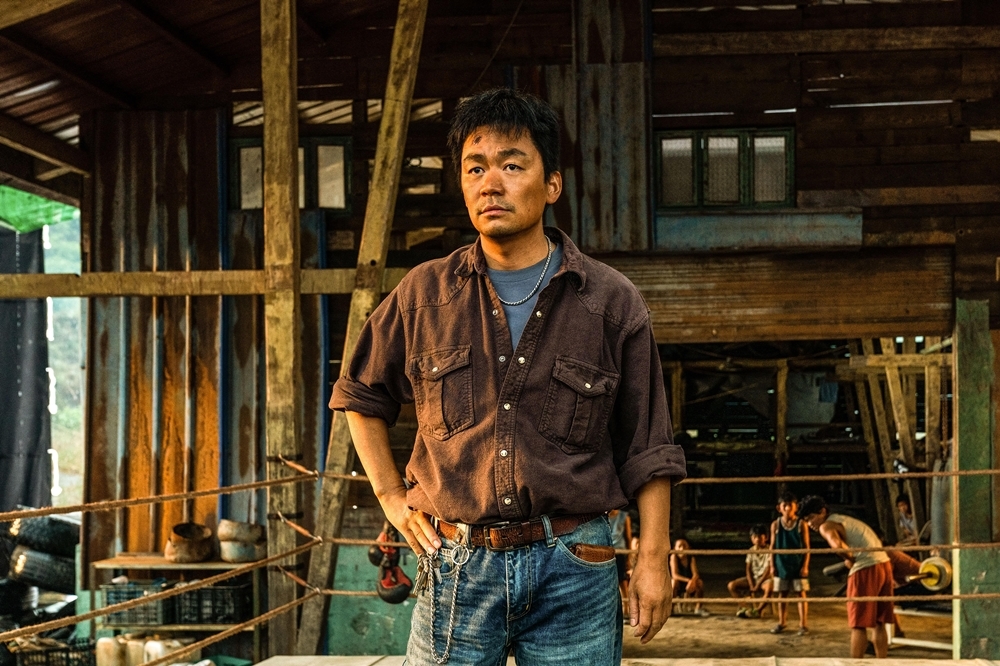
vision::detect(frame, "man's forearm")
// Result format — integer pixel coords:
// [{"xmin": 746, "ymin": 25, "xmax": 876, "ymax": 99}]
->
[
  {"xmin": 344, "ymin": 411, "xmax": 404, "ymax": 501},
  {"xmin": 344, "ymin": 410, "xmax": 441, "ymax": 554},
  {"xmin": 636, "ymin": 476, "xmax": 672, "ymax": 561}
]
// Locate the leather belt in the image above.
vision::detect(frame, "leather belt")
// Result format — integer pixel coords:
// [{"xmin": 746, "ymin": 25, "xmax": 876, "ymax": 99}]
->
[{"xmin": 437, "ymin": 513, "xmax": 602, "ymax": 551}]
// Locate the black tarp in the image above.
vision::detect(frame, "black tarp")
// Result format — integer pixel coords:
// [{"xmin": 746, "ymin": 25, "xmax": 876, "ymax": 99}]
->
[{"xmin": 0, "ymin": 226, "xmax": 51, "ymax": 512}]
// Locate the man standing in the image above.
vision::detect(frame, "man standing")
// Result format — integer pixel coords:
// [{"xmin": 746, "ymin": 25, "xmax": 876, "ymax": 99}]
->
[
  {"xmin": 330, "ymin": 88, "xmax": 686, "ymax": 664},
  {"xmin": 799, "ymin": 495, "xmax": 893, "ymax": 659}
]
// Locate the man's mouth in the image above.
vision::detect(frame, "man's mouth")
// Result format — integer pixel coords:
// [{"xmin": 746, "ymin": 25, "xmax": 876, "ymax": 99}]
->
[{"xmin": 480, "ymin": 205, "xmax": 508, "ymax": 214}]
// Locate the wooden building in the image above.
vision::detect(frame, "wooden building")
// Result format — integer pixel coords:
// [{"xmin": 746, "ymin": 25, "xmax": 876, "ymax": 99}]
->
[{"xmin": 0, "ymin": 0, "xmax": 997, "ymax": 659}]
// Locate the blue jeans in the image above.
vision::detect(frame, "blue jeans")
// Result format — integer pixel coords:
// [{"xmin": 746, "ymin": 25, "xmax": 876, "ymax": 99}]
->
[{"xmin": 405, "ymin": 515, "xmax": 622, "ymax": 666}]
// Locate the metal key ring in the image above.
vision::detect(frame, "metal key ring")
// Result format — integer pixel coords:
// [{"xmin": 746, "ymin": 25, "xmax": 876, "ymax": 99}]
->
[{"xmin": 449, "ymin": 544, "xmax": 470, "ymax": 566}]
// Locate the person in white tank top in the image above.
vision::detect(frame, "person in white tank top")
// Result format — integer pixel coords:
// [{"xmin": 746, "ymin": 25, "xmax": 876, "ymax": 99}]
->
[{"xmin": 799, "ymin": 495, "xmax": 894, "ymax": 659}]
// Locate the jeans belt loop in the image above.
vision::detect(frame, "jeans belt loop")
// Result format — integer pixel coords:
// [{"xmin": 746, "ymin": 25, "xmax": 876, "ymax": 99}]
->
[{"xmin": 541, "ymin": 514, "xmax": 555, "ymax": 548}]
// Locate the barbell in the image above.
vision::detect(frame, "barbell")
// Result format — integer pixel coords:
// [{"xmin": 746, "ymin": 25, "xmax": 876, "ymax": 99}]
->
[{"xmin": 821, "ymin": 556, "xmax": 952, "ymax": 592}]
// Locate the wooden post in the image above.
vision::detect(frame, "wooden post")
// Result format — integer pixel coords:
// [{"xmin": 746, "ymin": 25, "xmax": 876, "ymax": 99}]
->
[
  {"xmin": 924, "ymin": 336, "xmax": 943, "ymax": 473},
  {"xmin": 260, "ymin": 0, "xmax": 301, "ymax": 655},
  {"xmin": 880, "ymin": 337, "xmax": 926, "ymax": 532},
  {"xmin": 295, "ymin": 0, "xmax": 429, "ymax": 654},
  {"xmin": 902, "ymin": 336, "xmax": 919, "ymax": 456},
  {"xmin": 852, "ymin": 377, "xmax": 895, "ymax": 539},
  {"xmin": 668, "ymin": 362, "xmax": 684, "ymax": 433},
  {"xmin": 952, "ymin": 299, "xmax": 999, "ymax": 659},
  {"xmin": 775, "ymin": 360, "xmax": 789, "ymax": 476},
  {"xmin": 858, "ymin": 340, "xmax": 904, "ymax": 541}
]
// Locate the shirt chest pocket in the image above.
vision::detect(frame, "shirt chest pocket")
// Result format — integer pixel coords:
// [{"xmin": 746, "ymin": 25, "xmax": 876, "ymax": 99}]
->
[
  {"xmin": 410, "ymin": 345, "xmax": 475, "ymax": 441},
  {"xmin": 538, "ymin": 356, "xmax": 619, "ymax": 454}
]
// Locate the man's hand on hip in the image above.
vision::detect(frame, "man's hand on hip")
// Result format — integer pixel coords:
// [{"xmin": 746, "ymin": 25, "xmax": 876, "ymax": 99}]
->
[
  {"xmin": 380, "ymin": 486, "xmax": 441, "ymax": 556},
  {"xmin": 628, "ymin": 552, "xmax": 672, "ymax": 643}
]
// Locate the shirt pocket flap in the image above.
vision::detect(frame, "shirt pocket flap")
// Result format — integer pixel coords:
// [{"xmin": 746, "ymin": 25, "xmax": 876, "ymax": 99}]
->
[
  {"xmin": 412, "ymin": 345, "xmax": 471, "ymax": 381},
  {"xmin": 552, "ymin": 356, "xmax": 619, "ymax": 398}
]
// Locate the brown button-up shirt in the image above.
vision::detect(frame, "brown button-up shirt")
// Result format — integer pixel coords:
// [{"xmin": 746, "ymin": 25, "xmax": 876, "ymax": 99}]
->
[{"xmin": 330, "ymin": 228, "xmax": 686, "ymax": 524}]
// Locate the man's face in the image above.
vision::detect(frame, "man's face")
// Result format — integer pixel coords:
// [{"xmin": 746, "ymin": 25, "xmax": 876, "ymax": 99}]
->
[
  {"xmin": 460, "ymin": 128, "xmax": 562, "ymax": 242},
  {"xmin": 803, "ymin": 511, "xmax": 824, "ymax": 531}
]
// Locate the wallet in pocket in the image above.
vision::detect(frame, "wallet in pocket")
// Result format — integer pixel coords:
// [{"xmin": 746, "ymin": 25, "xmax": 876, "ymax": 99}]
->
[{"xmin": 570, "ymin": 543, "xmax": 616, "ymax": 563}]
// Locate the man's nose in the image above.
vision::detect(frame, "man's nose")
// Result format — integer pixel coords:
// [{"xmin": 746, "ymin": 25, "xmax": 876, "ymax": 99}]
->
[{"xmin": 480, "ymin": 167, "xmax": 503, "ymax": 195}]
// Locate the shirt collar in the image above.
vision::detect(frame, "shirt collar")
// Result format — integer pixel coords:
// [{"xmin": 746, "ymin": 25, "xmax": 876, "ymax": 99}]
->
[{"xmin": 455, "ymin": 227, "xmax": 588, "ymax": 291}]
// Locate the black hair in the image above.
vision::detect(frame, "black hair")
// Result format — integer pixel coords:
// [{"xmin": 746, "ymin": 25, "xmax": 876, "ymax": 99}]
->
[
  {"xmin": 750, "ymin": 524, "xmax": 768, "ymax": 538},
  {"xmin": 777, "ymin": 490, "xmax": 798, "ymax": 504},
  {"xmin": 798, "ymin": 495, "xmax": 827, "ymax": 519},
  {"xmin": 896, "ymin": 493, "xmax": 911, "ymax": 506},
  {"xmin": 446, "ymin": 87, "xmax": 561, "ymax": 179}
]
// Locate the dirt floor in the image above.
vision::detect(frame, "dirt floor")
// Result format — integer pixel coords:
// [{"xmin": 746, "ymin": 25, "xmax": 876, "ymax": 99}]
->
[{"xmin": 622, "ymin": 556, "xmax": 952, "ymax": 660}]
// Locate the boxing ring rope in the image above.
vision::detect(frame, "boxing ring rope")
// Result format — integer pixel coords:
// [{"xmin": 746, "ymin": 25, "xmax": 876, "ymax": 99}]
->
[{"xmin": 1, "ymin": 454, "xmax": 995, "ymax": 655}]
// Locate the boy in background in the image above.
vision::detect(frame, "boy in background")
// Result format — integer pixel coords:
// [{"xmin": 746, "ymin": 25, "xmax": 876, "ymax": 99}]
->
[
  {"xmin": 800, "ymin": 495, "xmax": 893, "ymax": 658},
  {"xmin": 729, "ymin": 524, "xmax": 773, "ymax": 618},
  {"xmin": 770, "ymin": 491, "xmax": 810, "ymax": 635}
]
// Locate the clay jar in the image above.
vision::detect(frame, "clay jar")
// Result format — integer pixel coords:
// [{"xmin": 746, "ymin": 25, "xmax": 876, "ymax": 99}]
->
[{"xmin": 164, "ymin": 522, "xmax": 213, "ymax": 563}]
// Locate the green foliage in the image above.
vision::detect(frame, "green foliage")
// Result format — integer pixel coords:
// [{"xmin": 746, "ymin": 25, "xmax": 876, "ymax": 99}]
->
[{"xmin": 0, "ymin": 185, "xmax": 78, "ymax": 233}]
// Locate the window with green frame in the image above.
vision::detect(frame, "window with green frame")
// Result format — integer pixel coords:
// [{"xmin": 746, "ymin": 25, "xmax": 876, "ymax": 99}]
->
[
  {"xmin": 230, "ymin": 136, "xmax": 351, "ymax": 212},
  {"xmin": 656, "ymin": 129, "xmax": 794, "ymax": 209}
]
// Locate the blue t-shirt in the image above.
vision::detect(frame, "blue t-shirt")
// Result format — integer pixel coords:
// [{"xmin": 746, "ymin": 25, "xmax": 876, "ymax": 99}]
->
[{"xmin": 487, "ymin": 241, "xmax": 563, "ymax": 349}]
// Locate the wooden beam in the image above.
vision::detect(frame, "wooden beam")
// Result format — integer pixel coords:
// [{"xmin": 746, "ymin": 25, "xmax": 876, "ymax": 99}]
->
[
  {"xmin": 857, "ymin": 339, "xmax": 904, "ymax": 542},
  {"xmin": 775, "ymin": 360, "xmax": 789, "ymax": 474},
  {"xmin": 261, "ymin": 0, "xmax": 301, "ymax": 655},
  {"xmin": 0, "ymin": 30, "xmax": 133, "ymax": 108},
  {"xmin": 0, "ymin": 270, "xmax": 263, "ymax": 297},
  {"xmin": 0, "ymin": 111, "xmax": 90, "ymax": 175},
  {"xmin": 924, "ymin": 336, "xmax": 943, "ymax": 472},
  {"xmin": 879, "ymin": 337, "xmax": 926, "ymax": 533},
  {"xmin": 296, "ymin": 0, "xmax": 429, "ymax": 655},
  {"xmin": 0, "ymin": 143, "xmax": 81, "ymax": 205},
  {"xmin": 667, "ymin": 362, "xmax": 684, "ymax": 433},
  {"xmin": 0, "ymin": 0, "xmax": 78, "ymax": 30},
  {"xmin": 853, "ymin": 372, "xmax": 895, "ymax": 541},
  {"xmin": 653, "ymin": 26, "xmax": 1000, "ymax": 57},
  {"xmin": 118, "ymin": 0, "xmax": 228, "ymax": 77},
  {"xmin": 849, "ymin": 353, "xmax": 952, "ymax": 368},
  {"xmin": 0, "ymin": 268, "xmax": 406, "ymax": 298},
  {"xmin": 33, "ymin": 158, "xmax": 73, "ymax": 182}
]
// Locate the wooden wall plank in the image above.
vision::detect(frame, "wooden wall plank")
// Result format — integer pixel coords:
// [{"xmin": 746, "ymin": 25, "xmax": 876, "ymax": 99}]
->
[{"xmin": 608, "ymin": 248, "xmax": 953, "ymax": 343}]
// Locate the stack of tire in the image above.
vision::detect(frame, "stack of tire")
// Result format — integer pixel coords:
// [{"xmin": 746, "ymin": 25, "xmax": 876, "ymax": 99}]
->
[{"xmin": 0, "ymin": 512, "xmax": 81, "ymax": 665}]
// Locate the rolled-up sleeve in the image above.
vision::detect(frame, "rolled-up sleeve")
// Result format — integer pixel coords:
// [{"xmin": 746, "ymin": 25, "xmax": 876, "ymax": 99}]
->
[
  {"xmin": 329, "ymin": 288, "xmax": 412, "ymax": 427},
  {"xmin": 611, "ymin": 317, "xmax": 687, "ymax": 500}
]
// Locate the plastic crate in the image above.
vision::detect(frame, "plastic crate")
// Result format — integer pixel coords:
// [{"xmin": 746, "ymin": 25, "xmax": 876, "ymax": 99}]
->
[
  {"xmin": 176, "ymin": 583, "xmax": 251, "ymax": 624},
  {"xmin": 15, "ymin": 640, "xmax": 94, "ymax": 666},
  {"xmin": 101, "ymin": 580, "xmax": 176, "ymax": 625}
]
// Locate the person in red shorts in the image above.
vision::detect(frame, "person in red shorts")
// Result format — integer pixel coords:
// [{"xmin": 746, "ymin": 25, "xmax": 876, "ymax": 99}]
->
[{"xmin": 799, "ymin": 495, "xmax": 893, "ymax": 658}]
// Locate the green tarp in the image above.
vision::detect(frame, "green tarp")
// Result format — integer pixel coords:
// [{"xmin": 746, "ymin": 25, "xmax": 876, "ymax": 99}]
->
[{"xmin": 0, "ymin": 185, "xmax": 78, "ymax": 233}]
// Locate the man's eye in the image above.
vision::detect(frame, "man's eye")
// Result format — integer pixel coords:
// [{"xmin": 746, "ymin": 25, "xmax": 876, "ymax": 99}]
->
[
  {"xmin": 504, "ymin": 164, "xmax": 521, "ymax": 171},
  {"xmin": 468, "ymin": 167, "xmax": 483, "ymax": 175}
]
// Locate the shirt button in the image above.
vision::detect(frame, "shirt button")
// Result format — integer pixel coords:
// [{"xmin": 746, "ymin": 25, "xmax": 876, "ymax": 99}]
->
[
  {"xmin": 535, "ymin": 310, "xmax": 542, "ymax": 318},
  {"xmin": 500, "ymin": 449, "xmax": 508, "ymax": 457},
  {"xmin": 503, "ymin": 403, "xmax": 511, "ymax": 410},
  {"xmin": 499, "ymin": 355, "xmax": 506, "ymax": 363},
  {"xmin": 432, "ymin": 366, "xmax": 438, "ymax": 373},
  {"xmin": 503, "ymin": 497, "xmax": 512, "ymax": 505},
  {"xmin": 492, "ymin": 309, "xmax": 498, "ymax": 316},
  {"xmin": 585, "ymin": 382, "xmax": 591, "ymax": 389},
  {"xmin": 517, "ymin": 356, "xmax": 525, "ymax": 364}
]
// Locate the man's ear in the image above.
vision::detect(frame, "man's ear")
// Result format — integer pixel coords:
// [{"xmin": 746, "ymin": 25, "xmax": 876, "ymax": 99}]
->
[{"xmin": 546, "ymin": 170, "xmax": 563, "ymax": 204}]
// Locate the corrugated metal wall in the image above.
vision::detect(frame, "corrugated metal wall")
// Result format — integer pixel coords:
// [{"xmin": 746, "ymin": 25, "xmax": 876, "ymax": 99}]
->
[{"xmin": 83, "ymin": 109, "xmax": 330, "ymax": 569}]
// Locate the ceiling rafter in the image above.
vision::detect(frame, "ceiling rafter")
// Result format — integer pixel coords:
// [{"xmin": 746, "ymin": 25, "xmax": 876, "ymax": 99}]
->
[
  {"xmin": 0, "ymin": 0, "xmax": 79, "ymax": 31},
  {"xmin": 297, "ymin": 2, "xmax": 327, "ymax": 45},
  {"xmin": 117, "ymin": 0, "xmax": 229, "ymax": 78},
  {"xmin": 0, "ymin": 110, "xmax": 90, "ymax": 175},
  {"xmin": 0, "ymin": 30, "xmax": 133, "ymax": 109}
]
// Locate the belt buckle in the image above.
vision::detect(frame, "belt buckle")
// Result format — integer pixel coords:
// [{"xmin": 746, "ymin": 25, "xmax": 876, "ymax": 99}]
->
[{"xmin": 483, "ymin": 520, "xmax": 531, "ymax": 551}]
